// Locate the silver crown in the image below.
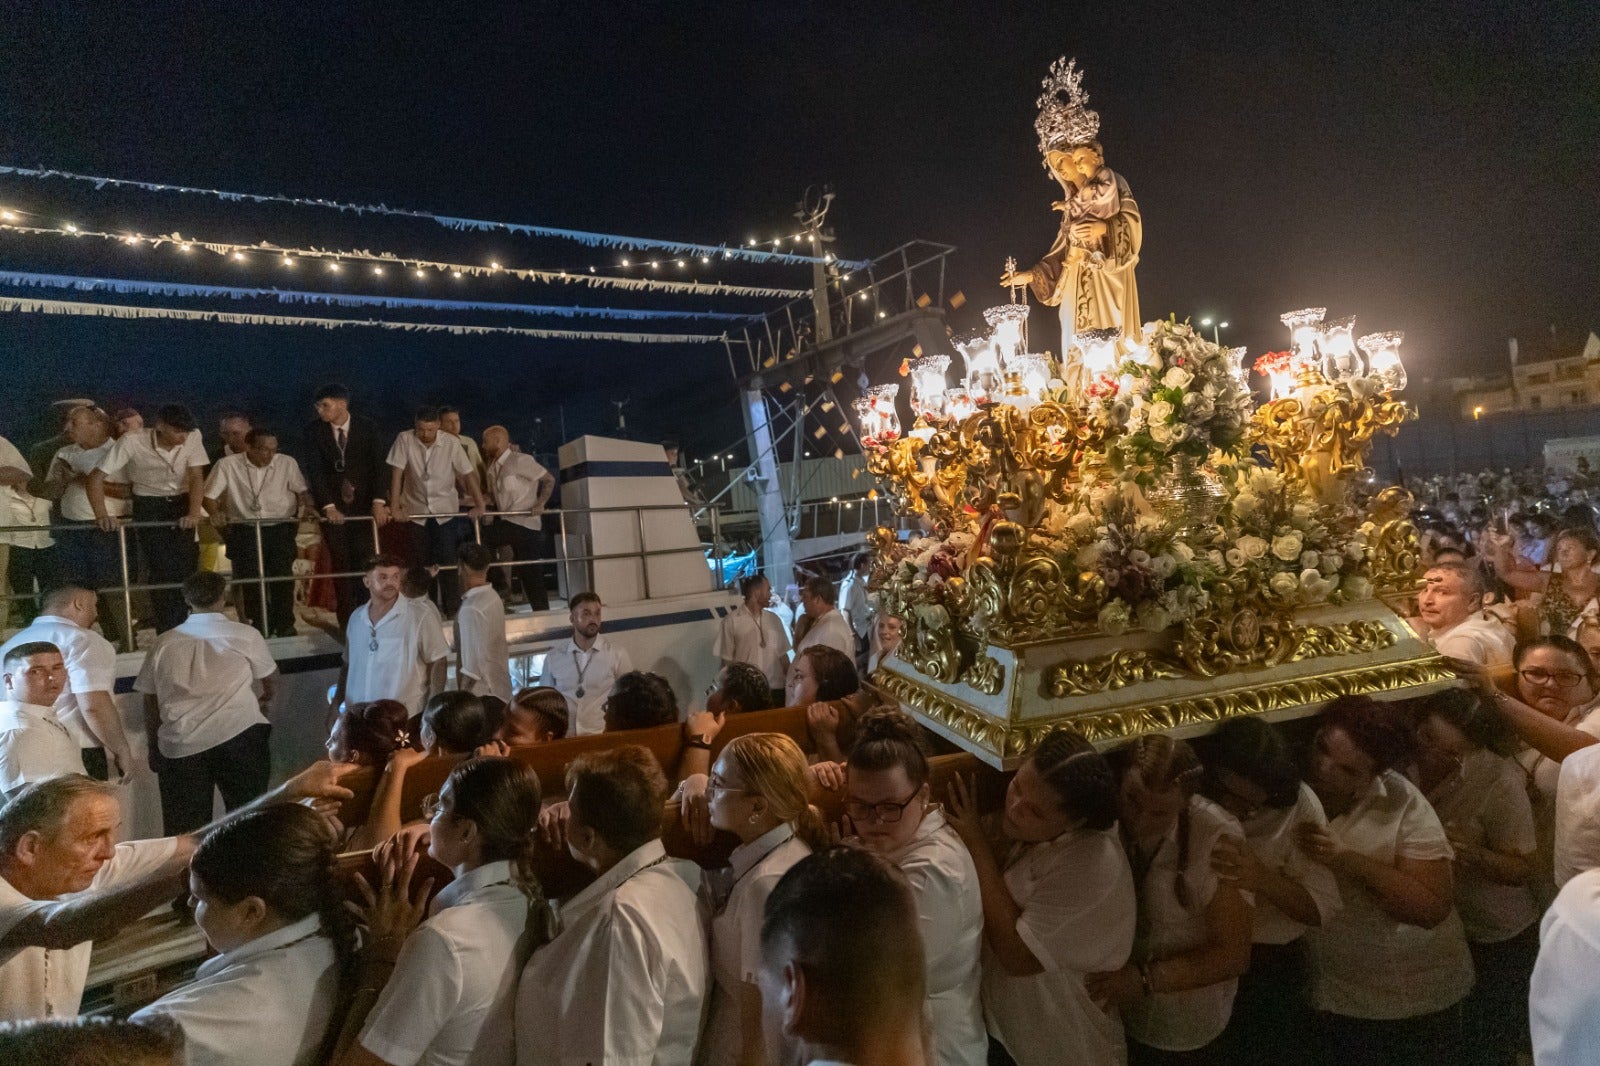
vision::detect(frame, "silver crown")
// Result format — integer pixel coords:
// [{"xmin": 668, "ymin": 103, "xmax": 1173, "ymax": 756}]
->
[{"xmin": 1035, "ymin": 57, "xmax": 1100, "ymax": 156}]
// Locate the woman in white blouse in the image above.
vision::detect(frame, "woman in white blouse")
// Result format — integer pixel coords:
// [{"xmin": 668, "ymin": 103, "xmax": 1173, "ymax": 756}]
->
[
  {"xmin": 944, "ymin": 727, "xmax": 1136, "ymax": 1066},
  {"xmin": 693, "ymin": 732, "xmax": 820, "ymax": 1065},
  {"xmin": 1088, "ymin": 735, "xmax": 1253, "ymax": 1064},
  {"xmin": 336, "ymin": 757, "xmax": 545, "ymax": 1066},
  {"xmin": 1198, "ymin": 717, "xmax": 1340, "ymax": 1063},
  {"xmin": 845, "ymin": 708, "xmax": 987, "ymax": 1066},
  {"xmin": 1302, "ymin": 695, "xmax": 1474, "ymax": 1066},
  {"xmin": 131, "ymin": 803, "xmax": 350, "ymax": 1066}
]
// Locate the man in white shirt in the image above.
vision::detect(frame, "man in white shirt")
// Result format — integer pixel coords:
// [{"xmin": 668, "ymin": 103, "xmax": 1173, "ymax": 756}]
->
[
  {"xmin": 43, "ymin": 407, "xmax": 130, "ymax": 647},
  {"xmin": 1531, "ymin": 866, "xmax": 1600, "ymax": 1065},
  {"xmin": 87, "ymin": 403, "xmax": 209, "ymax": 632},
  {"xmin": 714, "ymin": 574, "xmax": 791, "ymax": 703},
  {"xmin": 1412, "ymin": 561, "xmax": 1515, "ymax": 669},
  {"xmin": 0, "ymin": 587, "xmax": 134, "ymax": 784},
  {"xmin": 0, "ymin": 643, "xmax": 84, "ymax": 796},
  {"xmin": 537, "ymin": 592, "xmax": 632, "ymax": 736},
  {"xmin": 454, "ymin": 542, "xmax": 511, "ymax": 719},
  {"xmin": 216, "ymin": 411, "xmax": 251, "ymax": 458},
  {"xmin": 387, "ymin": 405, "xmax": 486, "ymax": 616},
  {"xmin": 481, "ymin": 425, "xmax": 555, "ymax": 611},
  {"xmin": 758, "ymin": 847, "xmax": 927, "ymax": 1066},
  {"xmin": 838, "ymin": 554, "xmax": 873, "ymax": 658},
  {"xmin": 203, "ymin": 427, "xmax": 314, "ymax": 638},
  {"xmin": 1554, "ymin": 741, "xmax": 1600, "ymax": 889},
  {"xmin": 438, "ymin": 405, "xmax": 485, "ymax": 489},
  {"xmin": 332, "ymin": 554, "xmax": 448, "ymax": 720},
  {"xmin": 134, "ymin": 572, "xmax": 279, "ymax": 835},
  {"xmin": 0, "ymin": 433, "xmax": 53, "ymax": 626},
  {"xmin": 794, "ymin": 576, "xmax": 856, "ymax": 659}
]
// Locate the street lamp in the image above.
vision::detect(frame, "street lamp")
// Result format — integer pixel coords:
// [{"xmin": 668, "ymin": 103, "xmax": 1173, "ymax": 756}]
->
[{"xmin": 1199, "ymin": 317, "xmax": 1229, "ymax": 345}]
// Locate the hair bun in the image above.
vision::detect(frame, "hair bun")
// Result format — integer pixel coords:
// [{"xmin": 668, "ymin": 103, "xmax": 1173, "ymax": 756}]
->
[{"xmin": 853, "ymin": 707, "xmax": 921, "ymax": 746}]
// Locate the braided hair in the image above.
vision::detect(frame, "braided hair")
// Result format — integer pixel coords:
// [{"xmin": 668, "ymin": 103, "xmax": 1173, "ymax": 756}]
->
[
  {"xmin": 1030, "ymin": 728, "xmax": 1118, "ymax": 831},
  {"xmin": 1117, "ymin": 734, "xmax": 1204, "ymax": 908},
  {"xmin": 441, "ymin": 757, "xmax": 553, "ymax": 952}
]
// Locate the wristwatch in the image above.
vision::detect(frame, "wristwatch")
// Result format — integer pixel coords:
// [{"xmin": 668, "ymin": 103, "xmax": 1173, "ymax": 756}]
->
[{"xmin": 684, "ymin": 732, "xmax": 714, "ymax": 750}]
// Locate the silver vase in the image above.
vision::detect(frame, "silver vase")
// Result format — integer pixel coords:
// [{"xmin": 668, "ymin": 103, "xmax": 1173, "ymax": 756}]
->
[{"xmin": 1148, "ymin": 453, "xmax": 1226, "ymax": 538}]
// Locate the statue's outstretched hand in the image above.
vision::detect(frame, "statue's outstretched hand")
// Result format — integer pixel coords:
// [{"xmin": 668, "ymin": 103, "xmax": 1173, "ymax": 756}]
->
[{"xmin": 1000, "ymin": 268, "xmax": 1033, "ymax": 288}]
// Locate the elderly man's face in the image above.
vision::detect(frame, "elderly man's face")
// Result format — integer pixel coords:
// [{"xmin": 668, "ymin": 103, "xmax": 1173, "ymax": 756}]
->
[
  {"xmin": 29, "ymin": 794, "xmax": 122, "ymax": 897},
  {"xmin": 1417, "ymin": 568, "xmax": 1477, "ymax": 631}
]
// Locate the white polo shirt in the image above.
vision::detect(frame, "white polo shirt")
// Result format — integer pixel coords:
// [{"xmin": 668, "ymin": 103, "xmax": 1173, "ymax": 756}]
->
[
  {"xmin": 981, "ymin": 825, "xmax": 1136, "ymax": 1066},
  {"xmin": 1517, "ymin": 704, "xmax": 1600, "ymax": 903},
  {"xmin": 130, "ymin": 913, "xmax": 339, "ymax": 1066},
  {"xmin": 1555, "ymin": 742, "xmax": 1600, "ymax": 888},
  {"xmin": 97, "ymin": 428, "xmax": 208, "ymax": 496},
  {"xmin": 0, "ymin": 616, "xmax": 118, "ymax": 750},
  {"xmin": 0, "ymin": 836, "xmax": 179, "ymax": 1022},
  {"xmin": 202, "ymin": 452, "xmax": 308, "ymax": 522},
  {"xmin": 838, "ymin": 571, "xmax": 872, "ymax": 634},
  {"xmin": 795, "ymin": 608, "xmax": 856, "ymax": 659},
  {"xmin": 713, "ymin": 604, "xmax": 792, "ymax": 690},
  {"xmin": 1305, "ymin": 770, "xmax": 1474, "ymax": 1020},
  {"xmin": 518, "ymin": 839, "xmax": 707, "ymax": 1066},
  {"xmin": 133, "ymin": 613, "xmax": 277, "ymax": 758},
  {"xmin": 343, "ymin": 597, "xmax": 448, "ymax": 716},
  {"xmin": 1238, "ymin": 783, "xmax": 1342, "ymax": 945},
  {"xmin": 1531, "ymin": 867, "xmax": 1600, "ymax": 1066},
  {"xmin": 361, "ymin": 860, "xmax": 529, "ymax": 1066},
  {"xmin": 487, "ymin": 450, "xmax": 549, "ymax": 532},
  {"xmin": 537, "ymin": 636, "xmax": 632, "ymax": 737},
  {"xmin": 0, "ymin": 701, "xmax": 87, "ymax": 794},
  {"xmin": 455, "ymin": 585, "xmax": 511, "ymax": 705},
  {"xmin": 1427, "ymin": 612, "xmax": 1515, "ymax": 669},
  {"xmin": 53, "ymin": 442, "xmax": 129, "ymax": 521},
  {"xmin": 387, "ymin": 430, "xmax": 473, "ymax": 522},
  {"xmin": 698, "ymin": 823, "xmax": 812, "ymax": 1066}
]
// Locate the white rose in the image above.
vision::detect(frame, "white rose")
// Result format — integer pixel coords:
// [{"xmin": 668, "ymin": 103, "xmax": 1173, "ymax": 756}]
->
[
  {"xmin": 1174, "ymin": 542, "xmax": 1196, "ymax": 562},
  {"xmin": 1162, "ymin": 366, "xmax": 1193, "ymax": 389},
  {"xmin": 1238, "ymin": 535, "xmax": 1269, "ymax": 560},
  {"xmin": 1271, "ymin": 532, "xmax": 1304, "ymax": 562},
  {"xmin": 1141, "ymin": 346, "xmax": 1164, "ymax": 369},
  {"xmin": 1300, "ymin": 549, "xmax": 1321, "ymax": 570},
  {"xmin": 1172, "ymin": 424, "xmax": 1193, "ymax": 442},
  {"xmin": 1149, "ymin": 400, "xmax": 1175, "ymax": 424},
  {"xmin": 1225, "ymin": 547, "xmax": 1246, "ymax": 568},
  {"xmin": 1151, "ymin": 554, "xmax": 1178, "ymax": 579},
  {"xmin": 1270, "ymin": 572, "xmax": 1299, "ymax": 597},
  {"xmin": 1205, "ymin": 548, "xmax": 1224, "ymax": 567},
  {"xmin": 1127, "ymin": 549, "xmax": 1152, "ymax": 567},
  {"xmin": 1149, "ymin": 422, "xmax": 1174, "ymax": 444}
]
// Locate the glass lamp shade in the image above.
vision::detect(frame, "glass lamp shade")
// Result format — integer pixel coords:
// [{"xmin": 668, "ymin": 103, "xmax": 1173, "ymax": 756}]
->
[
  {"xmin": 1004, "ymin": 353, "xmax": 1052, "ymax": 412},
  {"xmin": 943, "ymin": 387, "xmax": 976, "ymax": 422},
  {"xmin": 959, "ymin": 336, "xmax": 1004, "ymax": 404},
  {"xmin": 1078, "ymin": 327, "xmax": 1122, "ymax": 380},
  {"xmin": 1280, "ymin": 307, "xmax": 1326, "ymax": 373},
  {"xmin": 909, "ymin": 354, "xmax": 952, "ymax": 418},
  {"xmin": 855, "ymin": 385, "xmax": 902, "ymax": 444},
  {"xmin": 983, "ymin": 304, "xmax": 1030, "ymax": 363},
  {"xmin": 1358, "ymin": 331, "xmax": 1406, "ymax": 391},
  {"xmin": 1224, "ymin": 346, "xmax": 1250, "ymax": 386},
  {"xmin": 1318, "ymin": 316, "xmax": 1360, "ymax": 382},
  {"xmin": 852, "ymin": 397, "xmax": 878, "ymax": 445}
]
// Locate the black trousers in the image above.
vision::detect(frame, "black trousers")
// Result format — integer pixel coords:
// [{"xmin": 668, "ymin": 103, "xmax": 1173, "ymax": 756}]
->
[
  {"xmin": 4, "ymin": 544, "xmax": 50, "ymax": 622},
  {"xmin": 396, "ymin": 516, "xmax": 470, "ymax": 614},
  {"xmin": 1210, "ymin": 939, "xmax": 1312, "ymax": 1065},
  {"xmin": 132, "ymin": 496, "xmax": 198, "ymax": 632},
  {"xmin": 53, "ymin": 519, "xmax": 127, "ymax": 645},
  {"xmin": 320, "ymin": 516, "xmax": 379, "ymax": 627},
  {"xmin": 226, "ymin": 522, "xmax": 298, "ymax": 637},
  {"xmin": 481, "ymin": 520, "xmax": 549, "ymax": 610},
  {"xmin": 156, "ymin": 723, "xmax": 271, "ymax": 835},
  {"xmin": 1315, "ymin": 1002, "xmax": 1465, "ymax": 1066},
  {"xmin": 1463, "ymin": 926, "xmax": 1539, "ymax": 1066}
]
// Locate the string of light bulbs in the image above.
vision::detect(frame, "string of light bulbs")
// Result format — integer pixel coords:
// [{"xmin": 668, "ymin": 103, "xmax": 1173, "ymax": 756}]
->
[{"xmin": 0, "ymin": 163, "xmax": 871, "ymax": 269}]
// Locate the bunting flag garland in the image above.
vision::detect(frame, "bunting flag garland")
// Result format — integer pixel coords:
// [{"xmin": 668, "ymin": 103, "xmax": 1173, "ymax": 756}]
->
[
  {"xmin": 0, "ymin": 163, "xmax": 870, "ymax": 268},
  {"xmin": 0, "ymin": 270, "xmax": 756, "ymax": 321},
  {"xmin": 0, "ymin": 294, "xmax": 725, "ymax": 343}
]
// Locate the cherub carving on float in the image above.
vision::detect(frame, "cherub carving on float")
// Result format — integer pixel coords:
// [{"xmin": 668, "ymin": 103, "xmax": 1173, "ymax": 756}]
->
[{"xmin": 1001, "ymin": 58, "xmax": 1142, "ymax": 388}]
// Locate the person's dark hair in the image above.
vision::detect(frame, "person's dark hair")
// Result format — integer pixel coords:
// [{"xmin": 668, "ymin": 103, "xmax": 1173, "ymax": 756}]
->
[
  {"xmin": 422, "ymin": 691, "xmax": 489, "ymax": 754},
  {"xmin": 457, "ymin": 541, "xmax": 492, "ymax": 573},
  {"xmin": 1425, "ymin": 559, "xmax": 1486, "ymax": 599},
  {"xmin": 802, "ymin": 575, "xmax": 837, "ymax": 606},
  {"xmin": 441, "ymin": 757, "xmax": 545, "ymax": 894},
  {"xmin": 604, "ymin": 671, "xmax": 679, "ymax": 731},
  {"xmin": 312, "ymin": 383, "xmax": 350, "ymax": 402},
  {"xmin": 243, "ymin": 427, "xmax": 278, "ymax": 446},
  {"xmin": 797, "ymin": 645, "xmax": 858, "ymax": 701},
  {"xmin": 1418, "ymin": 687, "xmax": 1520, "ymax": 758},
  {"xmin": 401, "ymin": 566, "xmax": 433, "ymax": 598},
  {"xmin": 510, "ymin": 686, "xmax": 570, "ymax": 740},
  {"xmin": 718, "ymin": 662, "xmax": 774, "ymax": 713},
  {"xmin": 438, "ymin": 405, "xmax": 459, "ymax": 418},
  {"xmin": 847, "ymin": 707, "xmax": 929, "ymax": 788},
  {"xmin": 1200, "ymin": 717, "xmax": 1302, "ymax": 809},
  {"xmin": 1030, "ymin": 728, "xmax": 1119, "ymax": 830},
  {"xmin": 1319, "ymin": 695, "xmax": 1416, "ymax": 773},
  {"xmin": 0, "ymin": 776, "xmax": 117, "ymax": 856},
  {"xmin": 363, "ymin": 553, "xmax": 407, "ymax": 573},
  {"xmin": 566, "ymin": 745, "xmax": 668, "ymax": 855},
  {"xmin": 1113, "ymin": 734, "xmax": 1205, "ymax": 906},
  {"xmin": 39, "ymin": 585, "xmax": 87, "ymax": 615},
  {"xmin": 2, "ymin": 640, "xmax": 60, "ymax": 672},
  {"xmin": 340, "ymin": 700, "xmax": 412, "ymax": 762},
  {"xmin": 181, "ymin": 571, "xmax": 228, "ymax": 611},
  {"xmin": 1514, "ymin": 634, "xmax": 1596, "ymax": 687},
  {"xmin": 413, "ymin": 404, "xmax": 441, "ymax": 425},
  {"xmin": 1555, "ymin": 525, "xmax": 1600, "ymax": 560},
  {"xmin": 569, "ymin": 591, "xmax": 602, "ymax": 611},
  {"xmin": 0, "ymin": 1015, "xmax": 184, "ymax": 1065},
  {"xmin": 759, "ymin": 847, "xmax": 925, "ymax": 1043},
  {"xmin": 738, "ymin": 574, "xmax": 769, "ymax": 598},
  {"xmin": 154, "ymin": 403, "xmax": 197, "ymax": 434},
  {"xmin": 216, "ymin": 409, "xmax": 250, "ymax": 426}
]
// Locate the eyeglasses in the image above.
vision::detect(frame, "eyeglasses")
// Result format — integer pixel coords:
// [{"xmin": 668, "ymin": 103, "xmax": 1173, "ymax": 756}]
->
[
  {"xmin": 421, "ymin": 793, "xmax": 451, "ymax": 821},
  {"xmin": 1520, "ymin": 667, "xmax": 1586, "ymax": 689},
  {"xmin": 844, "ymin": 792, "xmax": 920, "ymax": 824},
  {"xmin": 707, "ymin": 775, "xmax": 748, "ymax": 797}
]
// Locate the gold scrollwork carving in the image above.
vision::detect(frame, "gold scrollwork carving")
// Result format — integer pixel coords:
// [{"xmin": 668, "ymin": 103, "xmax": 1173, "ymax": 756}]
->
[
  {"xmin": 1288, "ymin": 619, "xmax": 1397, "ymax": 662},
  {"xmin": 1044, "ymin": 650, "xmax": 1184, "ymax": 698},
  {"xmin": 900, "ymin": 620, "xmax": 961, "ymax": 684},
  {"xmin": 963, "ymin": 653, "xmax": 1005, "ymax": 696}
]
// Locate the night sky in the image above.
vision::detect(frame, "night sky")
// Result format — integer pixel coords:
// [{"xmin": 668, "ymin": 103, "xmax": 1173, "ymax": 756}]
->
[{"xmin": 1, "ymin": 1, "xmax": 1595, "ymax": 462}]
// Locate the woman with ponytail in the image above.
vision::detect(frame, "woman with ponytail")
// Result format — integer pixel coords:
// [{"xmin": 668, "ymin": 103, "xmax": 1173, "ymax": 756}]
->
[
  {"xmin": 1087, "ymin": 734, "xmax": 1253, "ymax": 1064},
  {"xmin": 694, "ymin": 732, "xmax": 821, "ymax": 1065},
  {"xmin": 130, "ymin": 803, "xmax": 353, "ymax": 1066},
  {"xmin": 945, "ymin": 728, "xmax": 1136, "ymax": 1065},
  {"xmin": 336, "ymin": 756, "xmax": 545, "ymax": 1066}
]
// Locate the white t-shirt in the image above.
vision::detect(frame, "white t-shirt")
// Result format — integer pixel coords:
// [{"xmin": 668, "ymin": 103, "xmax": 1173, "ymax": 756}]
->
[
  {"xmin": 52, "ymin": 442, "xmax": 129, "ymax": 521},
  {"xmin": 1238, "ymin": 783, "xmax": 1342, "ymax": 945},
  {"xmin": 795, "ymin": 608, "xmax": 855, "ymax": 659},
  {"xmin": 1305, "ymin": 770, "xmax": 1475, "ymax": 1019},
  {"xmin": 981, "ymin": 826, "xmax": 1136, "ymax": 1066},
  {"xmin": 0, "ymin": 836, "xmax": 179, "ymax": 1022},
  {"xmin": 696, "ymin": 824, "xmax": 812, "ymax": 1066},
  {"xmin": 134, "ymin": 613, "xmax": 276, "ymax": 758},
  {"xmin": 487, "ymin": 451, "xmax": 549, "ymax": 532},
  {"xmin": 537, "ymin": 636, "xmax": 632, "ymax": 737},
  {"xmin": 1555, "ymin": 742, "xmax": 1600, "ymax": 889},
  {"xmin": 455, "ymin": 585, "xmax": 511, "ymax": 705},
  {"xmin": 1122, "ymin": 796, "xmax": 1251, "ymax": 1053},
  {"xmin": 1517, "ymin": 703, "xmax": 1600, "ymax": 903},
  {"xmin": 0, "ymin": 701, "xmax": 87, "ymax": 794},
  {"xmin": 713, "ymin": 604, "xmax": 792, "ymax": 691},
  {"xmin": 130, "ymin": 913, "xmax": 339, "ymax": 1066},
  {"xmin": 361, "ymin": 860, "xmax": 529, "ymax": 1066},
  {"xmin": 1530, "ymin": 867, "xmax": 1600, "ymax": 1066},
  {"xmin": 202, "ymin": 452, "xmax": 308, "ymax": 522},
  {"xmin": 98, "ymin": 428, "xmax": 208, "ymax": 496},
  {"xmin": 517, "ymin": 840, "xmax": 708, "ymax": 1066},
  {"xmin": 343, "ymin": 597, "xmax": 449, "ymax": 716},
  {"xmin": 0, "ymin": 616, "xmax": 118, "ymax": 749},
  {"xmin": 1427, "ymin": 612, "xmax": 1515, "ymax": 670},
  {"xmin": 387, "ymin": 431, "xmax": 474, "ymax": 523}
]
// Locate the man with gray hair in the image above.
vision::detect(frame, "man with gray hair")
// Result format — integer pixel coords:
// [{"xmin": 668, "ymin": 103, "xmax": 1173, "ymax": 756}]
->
[
  {"xmin": 0, "ymin": 642, "xmax": 84, "ymax": 795},
  {"xmin": 1413, "ymin": 560, "xmax": 1515, "ymax": 669}
]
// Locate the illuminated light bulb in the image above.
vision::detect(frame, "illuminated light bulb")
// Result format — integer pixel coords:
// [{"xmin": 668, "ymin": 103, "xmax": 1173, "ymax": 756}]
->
[
  {"xmin": 491, "ymin": 261, "xmax": 502, "ymax": 270},
  {"xmin": 282, "ymin": 256, "xmax": 295, "ymax": 266},
  {"xmin": 329, "ymin": 262, "xmax": 341, "ymax": 272},
  {"xmin": 621, "ymin": 258, "xmax": 630, "ymax": 267},
  {"xmin": 1078, "ymin": 327, "xmax": 1122, "ymax": 379},
  {"xmin": 588, "ymin": 266, "xmax": 596, "ymax": 273},
  {"xmin": 676, "ymin": 259, "xmax": 686, "ymax": 267},
  {"xmin": 650, "ymin": 261, "xmax": 659, "ymax": 269},
  {"xmin": 0, "ymin": 210, "xmax": 14, "ymax": 220},
  {"xmin": 877, "ymin": 310, "xmax": 887, "ymax": 319},
  {"xmin": 372, "ymin": 266, "xmax": 384, "ymax": 275},
  {"xmin": 944, "ymin": 386, "xmax": 976, "ymax": 422},
  {"xmin": 64, "ymin": 223, "xmax": 77, "ymax": 232},
  {"xmin": 957, "ymin": 334, "xmax": 1003, "ymax": 404},
  {"xmin": 1317, "ymin": 315, "xmax": 1359, "ymax": 382},
  {"xmin": 179, "ymin": 243, "xmax": 192, "ymax": 252},
  {"xmin": 1279, "ymin": 307, "xmax": 1326, "ymax": 373},
  {"xmin": 452, "ymin": 270, "xmax": 462, "ymax": 278},
  {"xmin": 415, "ymin": 269, "xmax": 425, "ymax": 278},
  {"xmin": 700, "ymin": 255, "xmax": 710, "ymax": 263},
  {"xmin": 232, "ymin": 252, "xmax": 245, "ymax": 261},
  {"xmin": 909, "ymin": 354, "xmax": 951, "ymax": 419}
]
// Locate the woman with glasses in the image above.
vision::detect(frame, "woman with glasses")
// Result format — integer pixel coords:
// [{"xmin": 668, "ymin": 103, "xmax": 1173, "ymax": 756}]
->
[
  {"xmin": 1301, "ymin": 696, "xmax": 1474, "ymax": 1066},
  {"xmin": 1198, "ymin": 718, "xmax": 1341, "ymax": 1064},
  {"xmin": 334, "ymin": 756, "xmax": 546, "ymax": 1066},
  {"xmin": 844, "ymin": 707, "xmax": 986, "ymax": 1066},
  {"xmin": 694, "ymin": 733, "xmax": 822, "ymax": 1065},
  {"xmin": 1087, "ymin": 734, "xmax": 1252, "ymax": 1065},
  {"xmin": 943, "ymin": 728, "xmax": 1135, "ymax": 1066},
  {"xmin": 1409, "ymin": 689, "xmax": 1538, "ymax": 1066}
]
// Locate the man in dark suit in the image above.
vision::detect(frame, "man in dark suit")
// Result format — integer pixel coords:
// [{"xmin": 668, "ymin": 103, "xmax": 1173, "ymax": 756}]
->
[{"xmin": 303, "ymin": 383, "xmax": 390, "ymax": 625}]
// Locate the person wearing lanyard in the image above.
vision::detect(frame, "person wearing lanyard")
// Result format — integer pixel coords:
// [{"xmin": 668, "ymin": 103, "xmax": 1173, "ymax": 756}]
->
[
  {"xmin": 714, "ymin": 574, "xmax": 791, "ymax": 707},
  {"xmin": 537, "ymin": 592, "xmax": 632, "ymax": 736},
  {"xmin": 331, "ymin": 555, "xmax": 449, "ymax": 721},
  {"xmin": 43, "ymin": 407, "xmax": 130, "ymax": 647},
  {"xmin": 480, "ymin": 426, "xmax": 554, "ymax": 612},
  {"xmin": 203, "ymin": 427, "xmax": 315, "ymax": 638},
  {"xmin": 516, "ymin": 745, "xmax": 708, "ymax": 1066},
  {"xmin": 386, "ymin": 406, "xmax": 485, "ymax": 617},
  {"xmin": 87, "ymin": 403, "xmax": 209, "ymax": 633}
]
